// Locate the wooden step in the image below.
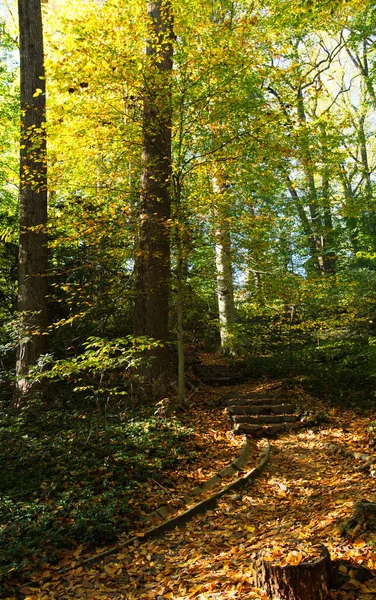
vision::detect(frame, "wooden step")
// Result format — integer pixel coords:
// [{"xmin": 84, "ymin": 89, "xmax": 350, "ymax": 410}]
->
[
  {"xmin": 193, "ymin": 361, "xmax": 248, "ymax": 387},
  {"xmin": 232, "ymin": 414, "xmax": 300, "ymax": 424},
  {"xmin": 228, "ymin": 403, "xmax": 296, "ymax": 416},
  {"xmin": 223, "ymin": 391, "xmax": 284, "ymax": 400},
  {"xmin": 195, "ymin": 365, "xmax": 235, "ymax": 374},
  {"xmin": 227, "ymin": 396, "xmax": 288, "ymax": 407},
  {"xmin": 233, "ymin": 421, "xmax": 304, "ymax": 436},
  {"xmin": 201, "ymin": 376, "xmax": 241, "ymax": 386}
]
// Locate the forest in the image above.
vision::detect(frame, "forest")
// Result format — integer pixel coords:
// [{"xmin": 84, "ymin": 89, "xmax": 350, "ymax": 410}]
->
[{"xmin": 0, "ymin": 0, "xmax": 376, "ymax": 597}]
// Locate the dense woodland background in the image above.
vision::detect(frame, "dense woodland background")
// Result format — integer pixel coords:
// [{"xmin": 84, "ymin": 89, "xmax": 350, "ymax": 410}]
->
[{"xmin": 0, "ymin": 0, "xmax": 375, "ymax": 589}]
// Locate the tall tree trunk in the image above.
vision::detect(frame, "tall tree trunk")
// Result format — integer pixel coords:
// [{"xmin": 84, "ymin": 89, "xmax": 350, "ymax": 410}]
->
[
  {"xmin": 339, "ymin": 166, "xmax": 360, "ymax": 254},
  {"xmin": 173, "ymin": 176, "xmax": 186, "ymax": 404},
  {"xmin": 296, "ymin": 88, "xmax": 333, "ymax": 275},
  {"xmin": 358, "ymin": 111, "xmax": 376, "ymax": 249},
  {"xmin": 212, "ymin": 172, "xmax": 237, "ymax": 355},
  {"xmin": 319, "ymin": 123, "xmax": 336, "ymax": 274},
  {"xmin": 15, "ymin": 0, "xmax": 48, "ymax": 403},
  {"xmin": 176, "ymin": 232, "xmax": 186, "ymax": 403},
  {"xmin": 134, "ymin": 0, "xmax": 173, "ymax": 388},
  {"xmin": 286, "ymin": 177, "xmax": 319, "ymax": 273},
  {"xmin": 297, "ymin": 89, "xmax": 324, "ymax": 272},
  {"xmin": 343, "ymin": 36, "xmax": 376, "ymax": 249}
]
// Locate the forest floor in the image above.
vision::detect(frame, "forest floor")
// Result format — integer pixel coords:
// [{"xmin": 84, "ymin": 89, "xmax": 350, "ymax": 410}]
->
[{"xmin": 7, "ymin": 374, "xmax": 376, "ymax": 600}]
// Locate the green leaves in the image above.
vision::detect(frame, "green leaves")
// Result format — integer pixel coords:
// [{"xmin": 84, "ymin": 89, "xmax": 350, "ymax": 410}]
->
[
  {"xmin": 30, "ymin": 335, "xmax": 166, "ymax": 409},
  {"xmin": 0, "ymin": 396, "xmax": 192, "ymax": 585}
]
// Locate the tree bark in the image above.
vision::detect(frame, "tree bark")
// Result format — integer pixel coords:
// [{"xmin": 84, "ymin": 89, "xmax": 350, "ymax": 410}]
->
[
  {"xmin": 296, "ymin": 88, "xmax": 327, "ymax": 275},
  {"xmin": 254, "ymin": 545, "xmax": 332, "ymax": 600},
  {"xmin": 134, "ymin": 0, "xmax": 173, "ymax": 389},
  {"xmin": 173, "ymin": 176, "xmax": 186, "ymax": 404},
  {"xmin": 358, "ymin": 111, "xmax": 376, "ymax": 249},
  {"xmin": 176, "ymin": 235, "xmax": 186, "ymax": 403},
  {"xmin": 339, "ymin": 166, "xmax": 359, "ymax": 254},
  {"xmin": 15, "ymin": 0, "xmax": 48, "ymax": 403},
  {"xmin": 212, "ymin": 172, "xmax": 237, "ymax": 355},
  {"xmin": 319, "ymin": 123, "xmax": 336, "ymax": 274}
]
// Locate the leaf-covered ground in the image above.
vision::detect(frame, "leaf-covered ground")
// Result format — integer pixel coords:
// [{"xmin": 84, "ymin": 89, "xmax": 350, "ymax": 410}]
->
[
  {"xmin": 6, "ymin": 379, "xmax": 376, "ymax": 600},
  {"xmin": 0, "ymin": 383, "xmax": 249, "ymax": 594}
]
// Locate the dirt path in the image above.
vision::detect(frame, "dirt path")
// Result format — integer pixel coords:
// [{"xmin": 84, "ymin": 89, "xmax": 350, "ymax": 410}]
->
[{"xmin": 12, "ymin": 384, "xmax": 376, "ymax": 600}]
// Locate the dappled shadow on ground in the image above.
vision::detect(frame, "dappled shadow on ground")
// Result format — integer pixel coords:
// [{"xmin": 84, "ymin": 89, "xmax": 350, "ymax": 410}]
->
[{"xmin": 9, "ymin": 381, "xmax": 376, "ymax": 600}]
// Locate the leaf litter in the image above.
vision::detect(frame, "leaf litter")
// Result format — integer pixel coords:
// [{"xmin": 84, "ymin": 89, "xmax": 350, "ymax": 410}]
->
[{"xmin": 7, "ymin": 379, "xmax": 376, "ymax": 600}]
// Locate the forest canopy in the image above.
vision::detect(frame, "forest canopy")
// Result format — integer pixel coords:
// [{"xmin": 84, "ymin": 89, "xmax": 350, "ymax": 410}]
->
[{"xmin": 1, "ymin": 0, "xmax": 374, "ymax": 393}]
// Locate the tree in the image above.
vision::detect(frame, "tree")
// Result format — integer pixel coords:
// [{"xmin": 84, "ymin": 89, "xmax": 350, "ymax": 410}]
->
[
  {"xmin": 133, "ymin": 0, "xmax": 174, "ymax": 389},
  {"xmin": 0, "ymin": 23, "xmax": 19, "ymax": 341},
  {"xmin": 15, "ymin": 0, "xmax": 48, "ymax": 402},
  {"xmin": 16, "ymin": 0, "xmax": 374, "ymax": 394},
  {"xmin": 212, "ymin": 169, "xmax": 237, "ymax": 354},
  {"xmin": 339, "ymin": 17, "xmax": 376, "ymax": 253}
]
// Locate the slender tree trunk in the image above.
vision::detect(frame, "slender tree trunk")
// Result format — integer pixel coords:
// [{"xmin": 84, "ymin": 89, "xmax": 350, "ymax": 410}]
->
[
  {"xmin": 173, "ymin": 176, "xmax": 186, "ymax": 404},
  {"xmin": 212, "ymin": 172, "xmax": 236, "ymax": 355},
  {"xmin": 359, "ymin": 113, "xmax": 372, "ymax": 197},
  {"xmin": 295, "ymin": 89, "xmax": 338, "ymax": 275},
  {"xmin": 15, "ymin": 0, "xmax": 48, "ymax": 403},
  {"xmin": 297, "ymin": 89, "xmax": 326, "ymax": 274},
  {"xmin": 344, "ymin": 38, "xmax": 376, "ymax": 107},
  {"xmin": 342, "ymin": 38, "xmax": 376, "ymax": 249},
  {"xmin": 358, "ymin": 111, "xmax": 376, "ymax": 249},
  {"xmin": 320, "ymin": 123, "xmax": 336, "ymax": 274},
  {"xmin": 339, "ymin": 166, "xmax": 359, "ymax": 254},
  {"xmin": 176, "ymin": 236, "xmax": 186, "ymax": 403},
  {"xmin": 286, "ymin": 178, "xmax": 319, "ymax": 273},
  {"xmin": 134, "ymin": 0, "xmax": 173, "ymax": 388},
  {"xmin": 246, "ymin": 203, "xmax": 265, "ymax": 300}
]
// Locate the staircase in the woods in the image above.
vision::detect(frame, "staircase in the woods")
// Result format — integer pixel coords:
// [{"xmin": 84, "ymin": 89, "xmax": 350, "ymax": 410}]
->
[
  {"xmin": 224, "ymin": 391, "xmax": 304, "ymax": 437},
  {"xmin": 193, "ymin": 363, "xmax": 246, "ymax": 386},
  {"xmin": 188, "ymin": 352, "xmax": 248, "ymax": 386},
  {"xmin": 188, "ymin": 352, "xmax": 306, "ymax": 437}
]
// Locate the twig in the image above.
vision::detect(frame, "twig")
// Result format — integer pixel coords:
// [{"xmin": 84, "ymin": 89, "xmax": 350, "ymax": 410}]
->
[{"xmin": 151, "ymin": 478, "xmax": 173, "ymax": 500}]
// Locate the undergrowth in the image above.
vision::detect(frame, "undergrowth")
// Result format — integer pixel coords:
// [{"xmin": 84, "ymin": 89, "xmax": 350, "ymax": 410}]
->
[
  {"xmin": 243, "ymin": 337, "xmax": 376, "ymax": 407},
  {"xmin": 0, "ymin": 392, "xmax": 193, "ymax": 586}
]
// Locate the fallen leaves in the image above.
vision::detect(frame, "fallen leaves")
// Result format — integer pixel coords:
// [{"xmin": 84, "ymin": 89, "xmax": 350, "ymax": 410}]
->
[
  {"xmin": 6, "ymin": 380, "xmax": 376, "ymax": 600},
  {"xmin": 259, "ymin": 542, "xmax": 324, "ymax": 567}
]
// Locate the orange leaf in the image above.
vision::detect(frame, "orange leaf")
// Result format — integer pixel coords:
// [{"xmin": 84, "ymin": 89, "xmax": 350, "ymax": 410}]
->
[{"xmin": 286, "ymin": 551, "xmax": 303, "ymax": 566}]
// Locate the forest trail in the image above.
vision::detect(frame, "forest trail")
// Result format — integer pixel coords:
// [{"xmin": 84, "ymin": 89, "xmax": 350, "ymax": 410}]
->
[{"xmin": 12, "ymin": 378, "xmax": 376, "ymax": 600}]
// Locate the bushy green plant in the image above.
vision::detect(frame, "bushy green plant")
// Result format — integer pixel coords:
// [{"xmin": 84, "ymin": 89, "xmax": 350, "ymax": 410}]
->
[
  {"xmin": 0, "ymin": 396, "xmax": 193, "ymax": 585},
  {"xmin": 28, "ymin": 335, "xmax": 164, "ymax": 412}
]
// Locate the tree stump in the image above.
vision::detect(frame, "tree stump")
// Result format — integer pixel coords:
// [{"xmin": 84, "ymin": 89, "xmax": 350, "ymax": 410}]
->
[{"xmin": 253, "ymin": 544, "xmax": 332, "ymax": 600}]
